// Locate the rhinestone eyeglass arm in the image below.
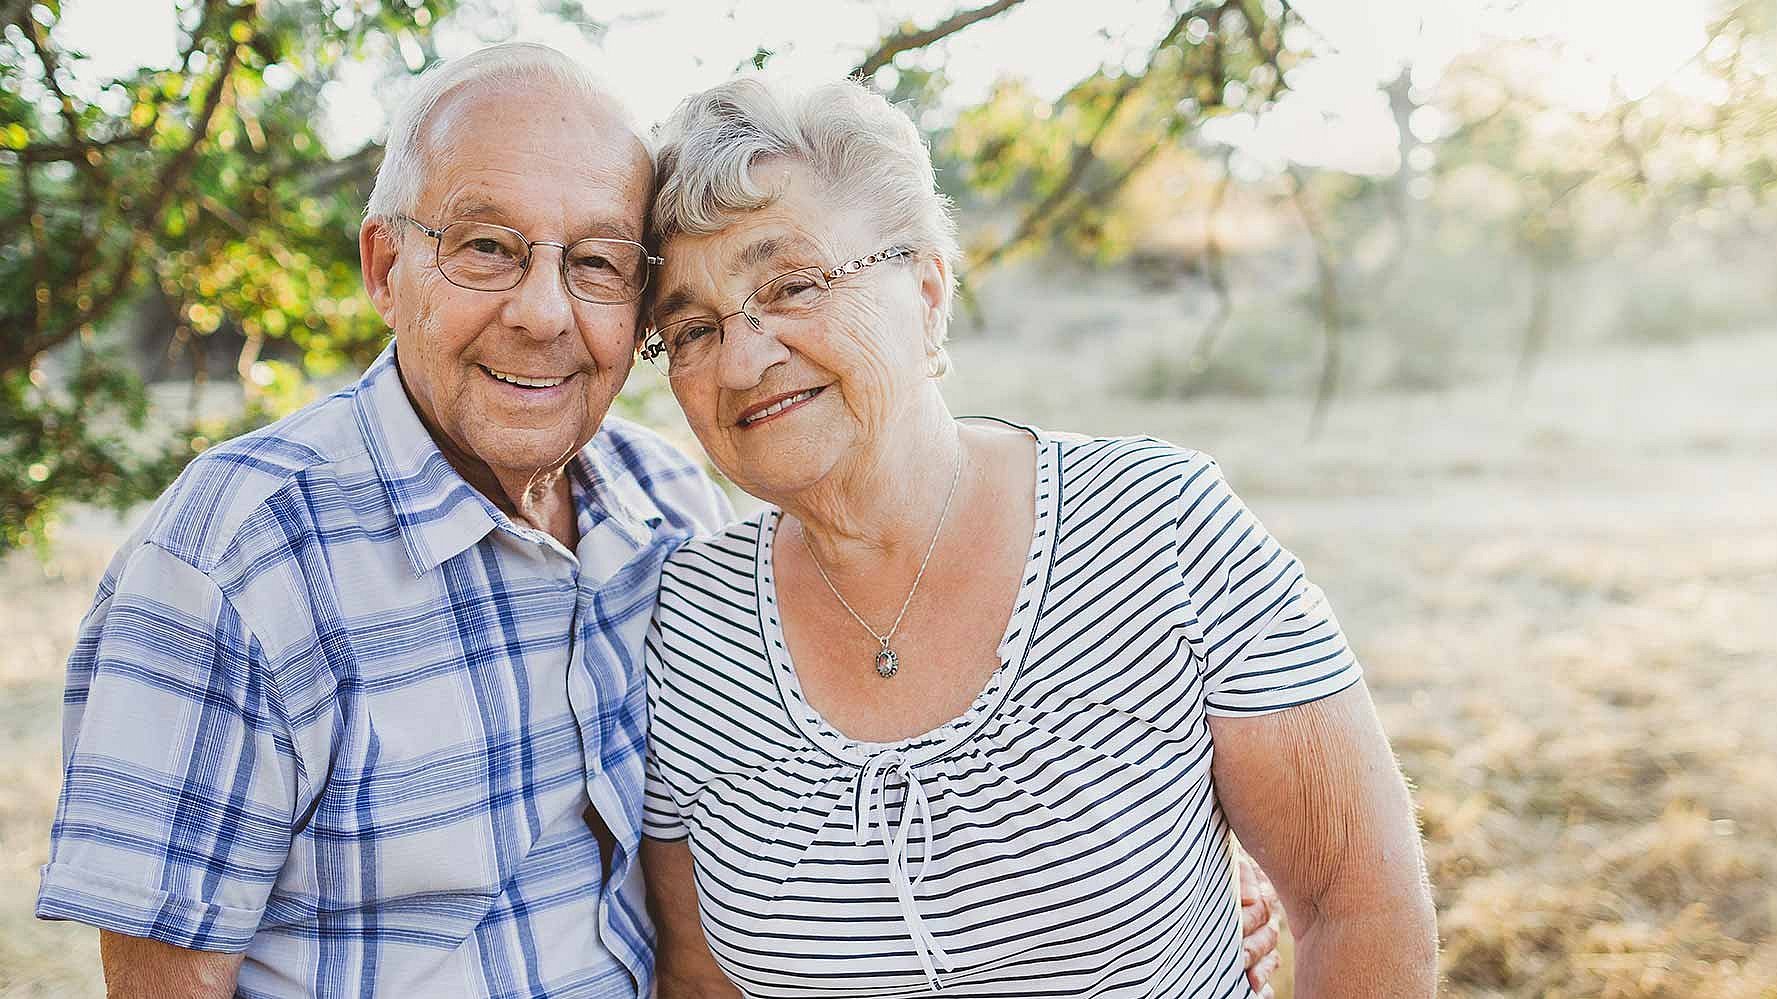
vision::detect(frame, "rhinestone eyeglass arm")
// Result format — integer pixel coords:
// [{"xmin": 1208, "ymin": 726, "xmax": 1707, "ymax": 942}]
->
[{"xmin": 823, "ymin": 246, "xmax": 913, "ymax": 281}]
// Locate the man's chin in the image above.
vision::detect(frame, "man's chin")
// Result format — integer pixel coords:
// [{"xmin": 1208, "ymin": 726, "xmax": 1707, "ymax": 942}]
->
[{"xmin": 474, "ymin": 430, "xmax": 593, "ymax": 476}]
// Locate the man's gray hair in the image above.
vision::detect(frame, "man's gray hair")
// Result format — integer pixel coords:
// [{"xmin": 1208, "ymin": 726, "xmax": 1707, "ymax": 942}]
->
[
  {"xmin": 365, "ymin": 42, "xmax": 637, "ymax": 225},
  {"xmin": 650, "ymin": 77, "xmax": 961, "ymax": 372}
]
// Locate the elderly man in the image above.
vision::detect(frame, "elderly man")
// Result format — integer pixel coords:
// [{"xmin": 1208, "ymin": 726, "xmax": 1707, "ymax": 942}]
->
[{"xmin": 35, "ymin": 43, "xmax": 1282, "ymax": 998}]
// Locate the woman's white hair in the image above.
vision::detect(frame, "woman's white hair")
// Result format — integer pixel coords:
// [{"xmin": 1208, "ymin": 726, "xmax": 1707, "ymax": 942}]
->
[
  {"xmin": 650, "ymin": 76, "xmax": 961, "ymax": 375},
  {"xmin": 365, "ymin": 42, "xmax": 636, "ymax": 225}
]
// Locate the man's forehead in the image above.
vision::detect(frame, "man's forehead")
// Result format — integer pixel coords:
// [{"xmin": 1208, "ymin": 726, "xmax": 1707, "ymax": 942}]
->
[
  {"xmin": 414, "ymin": 98, "xmax": 650, "ymax": 233},
  {"xmin": 428, "ymin": 76, "xmax": 642, "ymax": 147},
  {"xmin": 421, "ymin": 84, "xmax": 649, "ymax": 196},
  {"xmin": 435, "ymin": 190, "xmax": 642, "ymax": 235}
]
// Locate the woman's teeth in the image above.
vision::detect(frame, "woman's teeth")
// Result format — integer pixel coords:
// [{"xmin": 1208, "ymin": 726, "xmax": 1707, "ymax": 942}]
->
[
  {"xmin": 487, "ymin": 367, "xmax": 567, "ymax": 388},
  {"xmin": 742, "ymin": 389, "xmax": 819, "ymax": 425}
]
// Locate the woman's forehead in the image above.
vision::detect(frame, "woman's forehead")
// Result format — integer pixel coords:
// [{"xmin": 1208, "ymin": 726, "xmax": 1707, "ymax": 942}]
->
[{"xmin": 653, "ymin": 224, "xmax": 826, "ymax": 314}]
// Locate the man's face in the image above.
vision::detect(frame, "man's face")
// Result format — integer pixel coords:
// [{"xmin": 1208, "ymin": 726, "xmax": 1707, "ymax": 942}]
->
[{"xmin": 364, "ymin": 84, "xmax": 652, "ymax": 485}]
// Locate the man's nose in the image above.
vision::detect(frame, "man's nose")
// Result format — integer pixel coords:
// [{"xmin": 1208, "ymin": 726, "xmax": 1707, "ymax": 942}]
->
[
  {"xmin": 714, "ymin": 311, "xmax": 787, "ymax": 390},
  {"xmin": 502, "ymin": 244, "xmax": 575, "ymax": 339}
]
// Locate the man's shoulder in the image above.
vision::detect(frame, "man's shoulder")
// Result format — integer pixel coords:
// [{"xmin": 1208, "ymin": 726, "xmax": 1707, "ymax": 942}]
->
[
  {"xmin": 588, "ymin": 415, "xmax": 699, "ymax": 478},
  {"xmin": 587, "ymin": 416, "xmax": 732, "ymax": 536},
  {"xmin": 139, "ymin": 386, "xmax": 374, "ymax": 574}
]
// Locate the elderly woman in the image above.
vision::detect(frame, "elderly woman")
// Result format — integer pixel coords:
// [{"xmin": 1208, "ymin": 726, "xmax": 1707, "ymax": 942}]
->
[{"xmin": 635, "ymin": 78, "xmax": 1437, "ymax": 999}]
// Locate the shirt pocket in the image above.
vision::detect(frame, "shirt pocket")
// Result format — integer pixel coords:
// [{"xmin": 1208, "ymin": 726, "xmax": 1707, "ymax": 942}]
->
[{"xmin": 298, "ymin": 669, "xmax": 535, "ymax": 910}]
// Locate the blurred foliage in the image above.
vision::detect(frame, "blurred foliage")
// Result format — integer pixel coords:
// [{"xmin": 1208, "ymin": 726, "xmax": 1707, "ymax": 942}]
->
[
  {"xmin": 4, "ymin": 0, "xmax": 1776, "ymax": 552},
  {"xmin": 1, "ymin": 0, "xmax": 453, "ymax": 553},
  {"xmin": 943, "ymin": 0, "xmax": 1301, "ymax": 267}
]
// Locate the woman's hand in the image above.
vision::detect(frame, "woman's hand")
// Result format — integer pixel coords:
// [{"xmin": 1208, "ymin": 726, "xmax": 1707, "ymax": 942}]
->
[
  {"xmin": 642, "ymin": 837, "xmax": 742, "ymax": 999},
  {"xmin": 1211, "ymin": 682, "xmax": 1438, "ymax": 998}
]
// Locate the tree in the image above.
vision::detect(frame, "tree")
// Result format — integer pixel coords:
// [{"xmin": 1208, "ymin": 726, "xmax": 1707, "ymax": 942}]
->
[{"xmin": 1, "ymin": 0, "xmax": 451, "ymax": 553}]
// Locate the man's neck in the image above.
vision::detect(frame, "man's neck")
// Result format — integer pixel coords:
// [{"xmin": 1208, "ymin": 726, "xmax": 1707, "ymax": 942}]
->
[
  {"xmin": 395, "ymin": 366, "xmax": 582, "ymax": 550},
  {"xmin": 453, "ymin": 447, "xmax": 581, "ymax": 550}
]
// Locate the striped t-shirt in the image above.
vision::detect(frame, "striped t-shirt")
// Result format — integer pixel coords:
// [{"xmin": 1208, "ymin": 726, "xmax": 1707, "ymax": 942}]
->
[{"xmin": 643, "ymin": 429, "xmax": 1361, "ymax": 997}]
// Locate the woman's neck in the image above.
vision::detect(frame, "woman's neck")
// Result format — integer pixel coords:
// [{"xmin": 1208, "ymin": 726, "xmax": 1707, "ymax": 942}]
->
[{"xmin": 784, "ymin": 395, "xmax": 966, "ymax": 577}]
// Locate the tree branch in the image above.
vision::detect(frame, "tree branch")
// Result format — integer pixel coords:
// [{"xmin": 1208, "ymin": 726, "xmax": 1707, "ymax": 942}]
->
[
  {"xmin": 16, "ymin": 9, "xmax": 104, "ymax": 191},
  {"xmin": 20, "ymin": 152, "xmax": 46, "ymax": 345},
  {"xmin": 18, "ymin": 127, "xmax": 158, "ymax": 163},
  {"xmin": 1289, "ymin": 167, "xmax": 1343, "ymax": 438},
  {"xmin": 973, "ymin": 2, "xmax": 1216, "ymax": 269},
  {"xmin": 1190, "ymin": 147, "xmax": 1236, "ymax": 368},
  {"xmin": 6, "ymin": 0, "xmax": 246, "ymax": 374},
  {"xmin": 298, "ymin": 140, "xmax": 384, "ymax": 195},
  {"xmin": 851, "ymin": 0, "xmax": 1029, "ymax": 79}
]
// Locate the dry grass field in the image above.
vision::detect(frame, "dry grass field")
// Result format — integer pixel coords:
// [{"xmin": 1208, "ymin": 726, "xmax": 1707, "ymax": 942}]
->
[{"xmin": 3, "ymin": 325, "xmax": 1773, "ymax": 997}]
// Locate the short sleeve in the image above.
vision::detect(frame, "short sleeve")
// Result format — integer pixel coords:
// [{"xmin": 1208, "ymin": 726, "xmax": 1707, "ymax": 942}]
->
[
  {"xmin": 1174, "ymin": 456, "xmax": 1362, "ymax": 716},
  {"xmin": 641, "ymin": 619, "xmax": 689, "ymax": 842},
  {"xmin": 36, "ymin": 542, "xmax": 297, "ymax": 951}
]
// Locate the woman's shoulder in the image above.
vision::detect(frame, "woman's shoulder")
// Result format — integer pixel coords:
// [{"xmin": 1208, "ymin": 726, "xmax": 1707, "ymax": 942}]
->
[
  {"xmin": 657, "ymin": 510, "xmax": 770, "ymax": 613},
  {"xmin": 1041, "ymin": 427, "xmax": 1221, "ymax": 492},
  {"xmin": 664, "ymin": 508, "xmax": 766, "ymax": 567}
]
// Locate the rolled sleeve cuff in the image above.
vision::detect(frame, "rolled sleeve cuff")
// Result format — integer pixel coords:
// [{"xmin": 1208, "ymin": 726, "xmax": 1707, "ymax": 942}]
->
[{"xmin": 36, "ymin": 862, "xmax": 263, "ymax": 952}]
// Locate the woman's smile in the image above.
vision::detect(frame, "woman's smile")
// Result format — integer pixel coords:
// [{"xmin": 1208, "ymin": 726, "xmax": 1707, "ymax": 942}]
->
[{"xmin": 735, "ymin": 385, "xmax": 826, "ymax": 428}]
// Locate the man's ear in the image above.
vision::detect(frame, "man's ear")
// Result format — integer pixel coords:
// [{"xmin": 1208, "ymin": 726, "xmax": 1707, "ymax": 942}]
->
[{"xmin": 360, "ymin": 217, "xmax": 401, "ymax": 328}]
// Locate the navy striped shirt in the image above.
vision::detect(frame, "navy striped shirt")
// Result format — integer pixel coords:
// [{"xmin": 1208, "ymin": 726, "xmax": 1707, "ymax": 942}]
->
[{"xmin": 643, "ymin": 429, "xmax": 1359, "ymax": 997}]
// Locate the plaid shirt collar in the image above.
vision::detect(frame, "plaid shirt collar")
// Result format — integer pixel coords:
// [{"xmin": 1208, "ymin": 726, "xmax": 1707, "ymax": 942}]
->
[{"xmin": 351, "ymin": 342, "xmax": 663, "ymax": 577}]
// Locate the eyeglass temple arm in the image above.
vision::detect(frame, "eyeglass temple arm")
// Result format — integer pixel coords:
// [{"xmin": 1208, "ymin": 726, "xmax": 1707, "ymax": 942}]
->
[{"xmin": 822, "ymin": 246, "xmax": 912, "ymax": 281}]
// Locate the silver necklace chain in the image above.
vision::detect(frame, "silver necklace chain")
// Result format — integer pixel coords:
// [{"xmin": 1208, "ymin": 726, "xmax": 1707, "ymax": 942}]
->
[{"xmin": 803, "ymin": 439, "xmax": 964, "ymax": 678}]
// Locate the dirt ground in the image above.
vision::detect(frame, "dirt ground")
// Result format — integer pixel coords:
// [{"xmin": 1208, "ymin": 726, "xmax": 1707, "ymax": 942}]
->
[{"xmin": 3, "ymin": 329, "xmax": 1773, "ymax": 997}]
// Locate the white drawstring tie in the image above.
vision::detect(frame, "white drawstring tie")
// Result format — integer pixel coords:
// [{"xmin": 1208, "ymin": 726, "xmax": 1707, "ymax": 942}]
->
[{"xmin": 854, "ymin": 750, "xmax": 953, "ymax": 991}]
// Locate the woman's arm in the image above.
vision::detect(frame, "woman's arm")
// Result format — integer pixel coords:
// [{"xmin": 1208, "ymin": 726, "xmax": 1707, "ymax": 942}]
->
[
  {"xmin": 642, "ymin": 837, "xmax": 742, "ymax": 999},
  {"xmin": 1209, "ymin": 682, "xmax": 1438, "ymax": 998}
]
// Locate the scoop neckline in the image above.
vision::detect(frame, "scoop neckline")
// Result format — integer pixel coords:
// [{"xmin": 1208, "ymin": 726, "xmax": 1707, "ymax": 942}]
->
[{"xmin": 753, "ymin": 421, "xmax": 1061, "ymax": 768}]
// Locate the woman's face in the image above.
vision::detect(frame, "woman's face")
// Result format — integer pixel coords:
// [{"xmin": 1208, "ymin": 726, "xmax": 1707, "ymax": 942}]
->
[{"xmin": 650, "ymin": 158, "xmax": 946, "ymax": 503}]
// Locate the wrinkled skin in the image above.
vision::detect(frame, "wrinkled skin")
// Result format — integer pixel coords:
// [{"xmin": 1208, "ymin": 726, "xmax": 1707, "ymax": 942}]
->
[
  {"xmin": 650, "ymin": 157, "xmax": 949, "ymax": 528},
  {"xmin": 360, "ymin": 82, "xmax": 652, "ymax": 536}
]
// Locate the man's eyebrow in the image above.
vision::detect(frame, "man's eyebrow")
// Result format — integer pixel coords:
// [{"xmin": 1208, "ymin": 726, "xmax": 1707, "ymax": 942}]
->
[{"xmin": 442, "ymin": 198, "xmax": 504, "ymax": 222}]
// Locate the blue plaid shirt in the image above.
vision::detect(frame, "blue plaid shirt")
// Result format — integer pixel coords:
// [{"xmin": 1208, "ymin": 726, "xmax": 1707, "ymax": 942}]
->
[{"xmin": 36, "ymin": 344, "xmax": 732, "ymax": 997}]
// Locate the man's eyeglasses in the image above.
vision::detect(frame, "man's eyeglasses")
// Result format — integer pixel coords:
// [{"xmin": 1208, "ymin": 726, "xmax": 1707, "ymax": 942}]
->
[
  {"xmin": 639, "ymin": 246, "xmax": 913, "ymax": 378},
  {"xmin": 396, "ymin": 215, "xmax": 663, "ymax": 305}
]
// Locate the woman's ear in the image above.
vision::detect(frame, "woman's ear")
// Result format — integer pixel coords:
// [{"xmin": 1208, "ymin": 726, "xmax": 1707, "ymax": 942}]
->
[
  {"xmin": 915, "ymin": 253, "xmax": 951, "ymax": 376},
  {"xmin": 915, "ymin": 253, "xmax": 947, "ymax": 335}
]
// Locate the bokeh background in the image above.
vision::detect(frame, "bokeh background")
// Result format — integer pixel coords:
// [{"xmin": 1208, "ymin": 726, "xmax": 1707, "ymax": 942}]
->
[{"xmin": 4, "ymin": 1, "xmax": 1775, "ymax": 996}]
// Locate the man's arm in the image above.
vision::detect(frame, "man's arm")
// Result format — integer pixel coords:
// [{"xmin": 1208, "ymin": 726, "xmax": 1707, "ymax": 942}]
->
[
  {"xmin": 1237, "ymin": 853, "xmax": 1284, "ymax": 996},
  {"xmin": 99, "ymin": 932, "xmax": 244, "ymax": 999},
  {"xmin": 1210, "ymin": 683, "xmax": 1438, "ymax": 998},
  {"xmin": 38, "ymin": 543, "xmax": 296, "ymax": 977}
]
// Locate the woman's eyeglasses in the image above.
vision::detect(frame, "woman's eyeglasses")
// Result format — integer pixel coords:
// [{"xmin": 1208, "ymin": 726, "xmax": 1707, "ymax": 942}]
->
[{"xmin": 639, "ymin": 246, "xmax": 913, "ymax": 378}]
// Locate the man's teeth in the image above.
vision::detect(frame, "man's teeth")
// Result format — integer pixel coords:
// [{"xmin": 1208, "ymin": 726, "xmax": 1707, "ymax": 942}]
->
[
  {"xmin": 743, "ymin": 389, "xmax": 818, "ymax": 424},
  {"xmin": 487, "ymin": 367, "xmax": 567, "ymax": 388}
]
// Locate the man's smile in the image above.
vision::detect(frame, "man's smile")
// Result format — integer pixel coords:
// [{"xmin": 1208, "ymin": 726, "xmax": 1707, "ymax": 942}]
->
[{"xmin": 478, "ymin": 364, "xmax": 575, "ymax": 390}]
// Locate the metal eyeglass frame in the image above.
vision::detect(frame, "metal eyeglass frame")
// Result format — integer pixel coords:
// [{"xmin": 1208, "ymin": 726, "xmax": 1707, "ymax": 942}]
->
[
  {"xmin": 396, "ymin": 214, "xmax": 665, "ymax": 305},
  {"xmin": 639, "ymin": 245, "xmax": 914, "ymax": 370}
]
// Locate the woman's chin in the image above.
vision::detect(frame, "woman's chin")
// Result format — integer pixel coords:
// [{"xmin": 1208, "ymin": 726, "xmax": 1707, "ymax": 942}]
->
[{"xmin": 722, "ymin": 436, "xmax": 847, "ymax": 504}]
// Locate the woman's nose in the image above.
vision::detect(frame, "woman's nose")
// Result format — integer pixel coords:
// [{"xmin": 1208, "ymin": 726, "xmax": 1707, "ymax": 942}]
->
[{"xmin": 715, "ymin": 312, "xmax": 788, "ymax": 389}]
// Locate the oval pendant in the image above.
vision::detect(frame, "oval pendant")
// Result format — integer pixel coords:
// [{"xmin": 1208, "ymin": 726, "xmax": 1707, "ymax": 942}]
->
[{"xmin": 874, "ymin": 646, "xmax": 900, "ymax": 679}]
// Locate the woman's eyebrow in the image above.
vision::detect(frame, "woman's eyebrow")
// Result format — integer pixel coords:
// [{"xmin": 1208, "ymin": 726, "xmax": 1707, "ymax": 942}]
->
[
  {"xmin": 732, "ymin": 235, "xmax": 812, "ymax": 275},
  {"xmin": 651, "ymin": 286, "xmax": 697, "ymax": 320}
]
